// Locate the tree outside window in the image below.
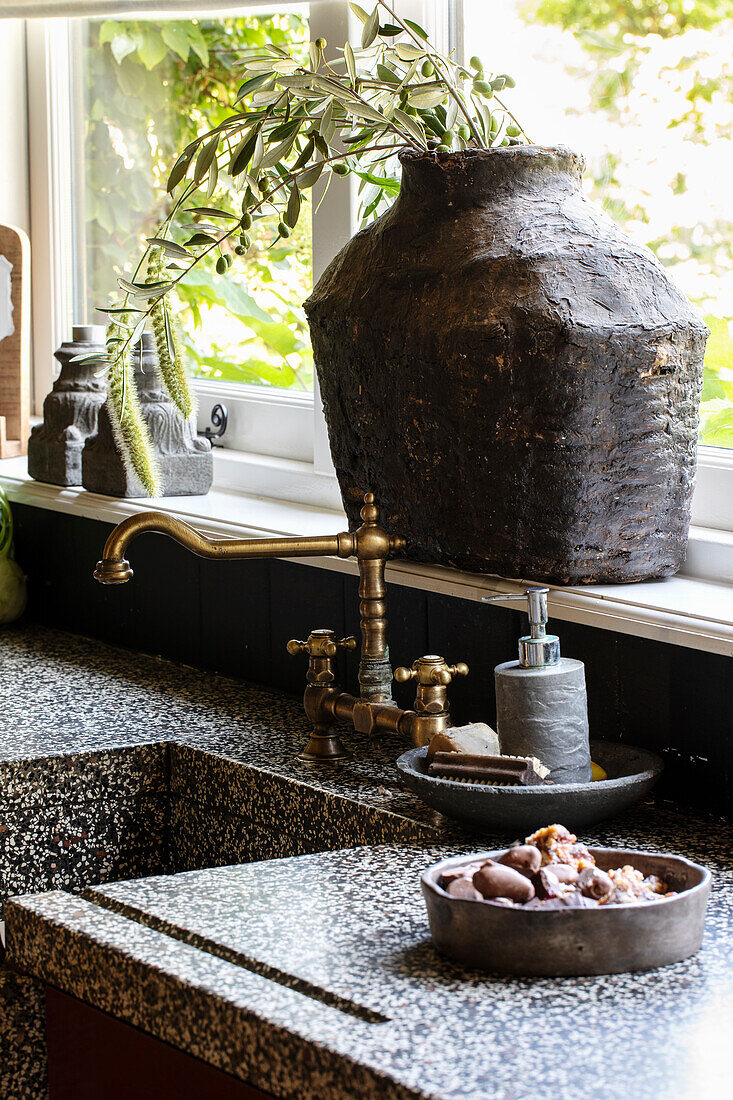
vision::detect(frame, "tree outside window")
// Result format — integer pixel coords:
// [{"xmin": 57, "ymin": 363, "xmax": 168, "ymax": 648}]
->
[{"xmin": 76, "ymin": 8, "xmax": 313, "ymax": 393}]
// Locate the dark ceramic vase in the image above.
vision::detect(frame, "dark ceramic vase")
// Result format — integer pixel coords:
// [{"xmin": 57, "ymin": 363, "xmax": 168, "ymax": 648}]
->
[{"xmin": 305, "ymin": 146, "xmax": 708, "ymax": 584}]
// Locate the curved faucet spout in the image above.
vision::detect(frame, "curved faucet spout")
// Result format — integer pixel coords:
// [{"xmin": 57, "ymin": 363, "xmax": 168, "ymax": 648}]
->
[
  {"xmin": 93, "ymin": 493, "xmax": 406, "ymax": 716},
  {"xmin": 94, "ymin": 511, "xmax": 353, "ymax": 585}
]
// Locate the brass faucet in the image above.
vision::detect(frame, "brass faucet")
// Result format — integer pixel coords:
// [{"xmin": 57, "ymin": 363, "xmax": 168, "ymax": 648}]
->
[{"xmin": 94, "ymin": 493, "xmax": 468, "ymax": 761}]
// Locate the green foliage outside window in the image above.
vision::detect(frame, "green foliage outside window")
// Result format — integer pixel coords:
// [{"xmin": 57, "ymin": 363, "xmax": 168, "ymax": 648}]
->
[
  {"xmin": 525, "ymin": 0, "xmax": 733, "ymax": 446},
  {"xmin": 529, "ymin": 0, "xmax": 733, "ymax": 38},
  {"xmin": 81, "ymin": 11, "xmax": 314, "ymax": 393}
]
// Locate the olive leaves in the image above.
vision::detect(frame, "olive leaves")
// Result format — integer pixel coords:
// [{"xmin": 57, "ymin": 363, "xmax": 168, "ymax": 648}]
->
[
  {"xmin": 158, "ymin": 1, "xmax": 524, "ymax": 252},
  {"xmin": 101, "ymin": 0, "xmax": 525, "ymax": 493}
]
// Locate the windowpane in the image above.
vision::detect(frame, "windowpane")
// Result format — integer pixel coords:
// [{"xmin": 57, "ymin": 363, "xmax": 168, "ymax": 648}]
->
[
  {"xmin": 463, "ymin": 0, "xmax": 733, "ymax": 448},
  {"xmin": 71, "ymin": 5, "xmax": 313, "ymax": 393}
]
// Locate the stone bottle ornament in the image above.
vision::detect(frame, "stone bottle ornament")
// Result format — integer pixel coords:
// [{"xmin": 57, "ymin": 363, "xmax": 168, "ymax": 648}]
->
[
  {"xmin": 28, "ymin": 325, "xmax": 107, "ymax": 486},
  {"xmin": 82, "ymin": 333, "xmax": 212, "ymax": 498},
  {"xmin": 305, "ymin": 145, "xmax": 708, "ymax": 585}
]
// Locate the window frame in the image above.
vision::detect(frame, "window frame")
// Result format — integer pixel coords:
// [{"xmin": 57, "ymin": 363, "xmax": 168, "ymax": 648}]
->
[
  {"xmin": 22, "ymin": 0, "xmax": 733, "ymax": 538},
  {"xmin": 26, "ymin": 0, "xmax": 442, "ymax": 477},
  {"xmin": 27, "ymin": 16, "xmax": 76, "ymax": 419},
  {"xmin": 26, "ymin": 2, "xmax": 346, "ymax": 472}
]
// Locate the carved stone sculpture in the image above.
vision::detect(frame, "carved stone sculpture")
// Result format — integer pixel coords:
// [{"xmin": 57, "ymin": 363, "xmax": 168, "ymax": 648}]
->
[
  {"xmin": 28, "ymin": 325, "xmax": 107, "ymax": 485},
  {"xmin": 82, "ymin": 333, "xmax": 212, "ymax": 498}
]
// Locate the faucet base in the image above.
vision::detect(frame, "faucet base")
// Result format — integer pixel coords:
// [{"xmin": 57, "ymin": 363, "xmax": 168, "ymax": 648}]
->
[{"xmin": 298, "ymin": 728, "xmax": 350, "ymax": 762}]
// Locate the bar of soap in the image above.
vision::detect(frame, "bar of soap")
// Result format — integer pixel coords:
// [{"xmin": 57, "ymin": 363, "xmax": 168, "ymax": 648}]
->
[
  {"xmin": 428, "ymin": 753, "xmax": 550, "ymax": 786},
  {"xmin": 426, "ymin": 722, "xmax": 500, "ymax": 763}
]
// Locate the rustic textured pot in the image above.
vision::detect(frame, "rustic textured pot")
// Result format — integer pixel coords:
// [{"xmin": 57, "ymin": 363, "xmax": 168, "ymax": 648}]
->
[{"xmin": 305, "ymin": 146, "xmax": 708, "ymax": 584}]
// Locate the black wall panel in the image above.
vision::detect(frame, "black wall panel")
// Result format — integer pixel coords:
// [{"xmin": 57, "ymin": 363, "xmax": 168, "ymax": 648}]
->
[{"xmin": 12, "ymin": 503, "xmax": 733, "ymax": 816}]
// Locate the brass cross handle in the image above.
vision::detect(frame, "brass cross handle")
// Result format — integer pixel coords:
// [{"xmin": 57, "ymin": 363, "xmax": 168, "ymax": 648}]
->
[
  {"xmin": 394, "ymin": 655, "xmax": 468, "ymax": 728},
  {"xmin": 287, "ymin": 629, "xmax": 358, "ymax": 659},
  {"xmin": 394, "ymin": 655, "xmax": 469, "ymax": 686}
]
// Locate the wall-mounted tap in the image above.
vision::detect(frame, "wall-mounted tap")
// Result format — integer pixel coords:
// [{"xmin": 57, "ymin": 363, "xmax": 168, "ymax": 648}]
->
[{"xmin": 94, "ymin": 492, "xmax": 468, "ymax": 761}]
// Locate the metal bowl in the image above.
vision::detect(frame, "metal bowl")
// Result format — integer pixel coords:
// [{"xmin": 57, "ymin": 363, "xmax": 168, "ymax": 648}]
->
[
  {"xmin": 396, "ymin": 740, "xmax": 663, "ymax": 833},
  {"xmin": 422, "ymin": 847, "xmax": 711, "ymax": 976}
]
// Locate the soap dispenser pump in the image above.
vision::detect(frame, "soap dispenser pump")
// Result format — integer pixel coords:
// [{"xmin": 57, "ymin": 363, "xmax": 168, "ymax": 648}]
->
[{"xmin": 485, "ymin": 588, "xmax": 592, "ymax": 785}]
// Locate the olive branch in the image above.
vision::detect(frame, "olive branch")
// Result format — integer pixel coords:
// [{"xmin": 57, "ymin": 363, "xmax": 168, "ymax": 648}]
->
[{"xmin": 89, "ymin": 0, "xmax": 525, "ymax": 495}]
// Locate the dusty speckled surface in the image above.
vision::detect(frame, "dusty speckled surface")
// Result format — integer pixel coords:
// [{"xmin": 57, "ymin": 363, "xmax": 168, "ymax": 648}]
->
[
  {"xmin": 0, "ymin": 623, "xmax": 444, "ymax": 832},
  {"xmin": 2, "ymin": 624, "xmax": 733, "ymax": 1099},
  {"xmin": 0, "ymin": 623, "xmax": 449, "ymax": 920},
  {"xmin": 8, "ymin": 815, "xmax": 733, "ymax": 1100},
  {"xmin": 0, "ymin": 966, "xmax": 47, "ymax": 1099},
  {"xmin": 0, "ymin": 623, "xmax": 449, "ymax": 1099}
]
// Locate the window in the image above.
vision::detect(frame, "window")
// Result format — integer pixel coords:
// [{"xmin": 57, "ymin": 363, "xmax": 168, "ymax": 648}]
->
[
  {"xmin": 23, "ymin": 1, "xmax": 732, "ymax": 532},
  {"xmin": 27, "ymin": 2, "xmax": 361, "ymax": 472},
  {"xmin": 72, "ymin": 9, "xmax": 314, "ymax": 396},
  {"xmin": 462, "ymin": 0, "xmax": 733, "ymax": 448},
  {"xmin": 460, "ymin": 0, "xmax": 733, "ymax": 532}
]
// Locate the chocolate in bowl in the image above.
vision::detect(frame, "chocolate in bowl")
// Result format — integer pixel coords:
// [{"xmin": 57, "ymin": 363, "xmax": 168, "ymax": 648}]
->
[{"xmin": 421, "ymin": 847, "xmax": 711, "ymax": 977}]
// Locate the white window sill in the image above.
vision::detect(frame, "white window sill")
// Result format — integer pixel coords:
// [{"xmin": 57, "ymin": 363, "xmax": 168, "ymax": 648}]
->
[{"xmin": 2, "ymin": 452, "xmax": 733, "ymax": 658}]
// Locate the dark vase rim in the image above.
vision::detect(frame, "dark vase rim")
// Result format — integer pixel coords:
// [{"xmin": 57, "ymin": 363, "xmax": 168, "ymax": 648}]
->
[
  {"xmin": 398, "ymin": 143, "xmax": 585, "ymax": 176},
  {"xmin": 399, "ymin": 142, "xmax": 580, "ymax": 161}
]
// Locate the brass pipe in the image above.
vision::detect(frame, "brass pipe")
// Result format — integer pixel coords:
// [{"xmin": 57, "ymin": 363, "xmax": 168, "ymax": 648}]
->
[
  {"xmin": 323, "ymin": 690, "xmax": 449, "ymax": 748},
  {"xmin": 353, "ymin": 497, "xmax": 397, "ymax": 705},
  {"xmin": 94, "ymin": 511, "xmax": 356, "ymax": 584},
  {"xmin": 94, "ymin": 494, "xmax": 406, "ymax": 731},
  {"xmin": 329, "ymin": 692, "xmax": 413, "ymax": 737},
  {"xmin": 312, "ymin": 653, "xmax": 467, "ymax": 750}
]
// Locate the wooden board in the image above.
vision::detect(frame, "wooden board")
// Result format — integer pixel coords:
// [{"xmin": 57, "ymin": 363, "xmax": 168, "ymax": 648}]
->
[{"xmin": 0, "ymin": 223, "xmax": 30, "ymax": 458}]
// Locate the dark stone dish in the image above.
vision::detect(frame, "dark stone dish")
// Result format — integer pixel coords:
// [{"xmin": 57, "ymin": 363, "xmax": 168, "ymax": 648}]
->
[
  {"xmin": 396, "ymin": 740, "xmax": 663, "ymax": 833},
  {"xmin": 421, "ymin": 846, "xmax": 711, "ymax": 976}
]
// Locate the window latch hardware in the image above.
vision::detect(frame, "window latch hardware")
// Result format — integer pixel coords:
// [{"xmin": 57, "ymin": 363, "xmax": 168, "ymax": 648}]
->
[{"xmin": 199, "ymin": 403, "xmax": 228, "ymax": 447}]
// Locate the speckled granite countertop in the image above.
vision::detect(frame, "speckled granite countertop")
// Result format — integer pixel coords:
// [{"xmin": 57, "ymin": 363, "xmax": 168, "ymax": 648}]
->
[
  {"xmin": 3, "ymin": 624, "xmax": 733, "ymax": 1100},
  {"xmin": 8, "ymin": 814, "xmax": 733, "ymax": 1100},
  {"xmin": 0, "ymin": 623, "xmax": 462, "ymax": 918},
  {"xmin": 0, "ymin": 622, "xmax": 453, "ymax": 833},
  {"xmin": 0, "ymin": 623, "xmax": 455, "ymax": 1098}
]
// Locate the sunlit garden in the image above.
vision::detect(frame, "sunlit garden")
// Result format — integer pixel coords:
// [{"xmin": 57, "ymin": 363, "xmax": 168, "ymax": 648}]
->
[{"xmin": 80, "ymin": 1, "xmax": 732, "ymax": 444}]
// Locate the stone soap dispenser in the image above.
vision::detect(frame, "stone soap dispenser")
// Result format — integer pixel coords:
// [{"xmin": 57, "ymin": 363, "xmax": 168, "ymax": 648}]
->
[{"xmin": 488, "ymin": 587, "xmax": 592, "ymax": 784}]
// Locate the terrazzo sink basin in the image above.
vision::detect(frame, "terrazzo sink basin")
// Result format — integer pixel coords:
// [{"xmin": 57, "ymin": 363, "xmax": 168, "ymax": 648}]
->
[
  {"xmin": 422, "ymin": 846, "xmax": 711, "ymax": 976},
  {"xmin": 396, "ymin": 740, "xmax": 663, "ymax": 833},
  {"xmin": 1, "ymin": 738, "xmax": 432, "ymax": 921}
]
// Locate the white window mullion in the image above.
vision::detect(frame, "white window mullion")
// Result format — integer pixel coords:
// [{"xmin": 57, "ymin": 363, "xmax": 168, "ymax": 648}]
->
[
  {"xmin": 26, "ymin": 18, "xmax": 75, "ymax": 415},
  {"xmin": 307, "ymin": 0, "xmax": 359, "ymax": 478},
  {"xmin": 196, "ymin": 2, "xmax": 358, "ymax": 469},
  {"xmin": 691, "ymin": 447, "xmax": 733, "ymax": 532},
  {"xmin": 307, "ymin": 0, "xmax": 445, "ymax": 479}
]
